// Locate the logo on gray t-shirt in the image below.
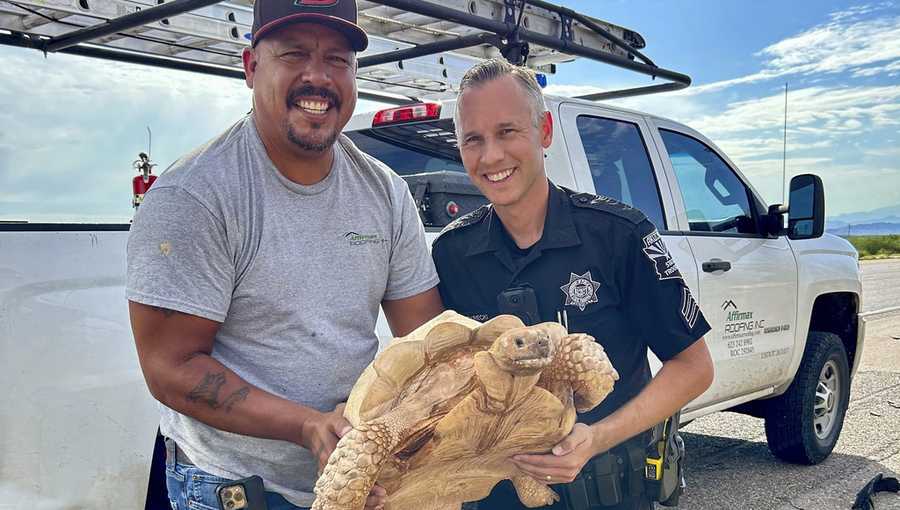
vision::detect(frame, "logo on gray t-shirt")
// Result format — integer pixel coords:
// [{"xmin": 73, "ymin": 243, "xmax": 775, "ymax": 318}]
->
[{"xmin": 344, "ymin": 231, "xmax": 389, "ymax": 246}]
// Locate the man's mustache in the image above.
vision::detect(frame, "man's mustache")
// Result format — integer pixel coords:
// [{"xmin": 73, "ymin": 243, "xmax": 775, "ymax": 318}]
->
[{"xmin": 286, "ymin": 86, "xmax": 341, "ymax": 109}]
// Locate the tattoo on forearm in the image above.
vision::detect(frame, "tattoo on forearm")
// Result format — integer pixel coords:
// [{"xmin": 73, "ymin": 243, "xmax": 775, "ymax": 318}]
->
[
  {"xmin": 187, "ymin": 372, "xmax": 226, "ymax": 407},
  {"xmin": 222, "ymin": 387, "xmax": 250, "ymax": 412},
  {"xmin": 186, "ymin": 371, "xmax": 250, "ymax": 412}
]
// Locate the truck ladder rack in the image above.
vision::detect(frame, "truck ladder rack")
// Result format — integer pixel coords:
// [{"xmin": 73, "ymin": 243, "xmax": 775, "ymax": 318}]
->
[{"xmin": 0, "ymin": 0, "xmax": 690, "ymax": 102}]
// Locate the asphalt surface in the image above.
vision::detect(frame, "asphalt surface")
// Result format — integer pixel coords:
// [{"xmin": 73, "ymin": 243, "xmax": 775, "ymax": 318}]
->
[
  {"xmin": 676, "ymin": 259, "xmax": 900, "ymax": 510},
  {"xmin": 861, "ymin": 259, "xmax": 900, "ymax": 313}
]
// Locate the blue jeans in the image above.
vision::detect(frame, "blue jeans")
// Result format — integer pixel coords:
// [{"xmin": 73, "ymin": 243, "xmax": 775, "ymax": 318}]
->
[{"xmin": 164, "ymin": 440, "xmax": 308, "ymax": 510}]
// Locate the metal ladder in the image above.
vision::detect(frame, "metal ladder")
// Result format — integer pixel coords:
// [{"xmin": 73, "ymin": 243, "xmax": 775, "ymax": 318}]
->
[{"xmin": 0, "ymin": 0, "xmax": 687, "ymax": 102}]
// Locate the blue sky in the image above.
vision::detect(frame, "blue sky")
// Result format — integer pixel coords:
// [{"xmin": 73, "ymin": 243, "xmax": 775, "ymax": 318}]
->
[{"xmin": 0, "ymin": 1, "xmax": 898, "ymax": 222}]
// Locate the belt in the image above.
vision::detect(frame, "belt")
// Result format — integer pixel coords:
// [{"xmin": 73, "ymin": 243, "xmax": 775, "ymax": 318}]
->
[
  {"xmin": 176, "ymin": 444, "xmax": 196, "ymax": 466},
  {"xmin": 165, "ymin": 437, "xmax": 196, "ymax": 466},
  {"xmin": 563, "ymin": 434, "xmax": 649, "ymax": 508}
]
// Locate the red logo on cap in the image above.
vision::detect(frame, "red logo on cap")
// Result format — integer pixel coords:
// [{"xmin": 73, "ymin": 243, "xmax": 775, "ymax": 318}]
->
[{"xmin": 295, "ymin": 0, "xmax": 338, "ymax": 5}]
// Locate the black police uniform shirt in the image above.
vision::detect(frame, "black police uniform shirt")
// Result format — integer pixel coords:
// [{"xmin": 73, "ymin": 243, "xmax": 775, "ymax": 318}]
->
[{"xmin": 431, "ymin": 183, "xmax": 711, "ymax": 423}]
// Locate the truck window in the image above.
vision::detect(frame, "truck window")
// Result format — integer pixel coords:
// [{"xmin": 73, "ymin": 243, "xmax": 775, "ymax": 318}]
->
[
  {"xmin": 575, "ymin": 115, "xmax": 666, "ymax": 229},
  {"xmin": 659, "ymin": 130, "xmax": 758, "ymax": 235},
  {"xmin": 346, "ymin": 119, "xmax": 466, "ymax": 175}
]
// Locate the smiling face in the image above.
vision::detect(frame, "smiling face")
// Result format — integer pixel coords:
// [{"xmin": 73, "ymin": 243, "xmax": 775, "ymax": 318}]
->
[
  {"xmin": 456, "ymin": 74, "xmax": 552, "ymax": 211},
  {"xmin": 243, "ymin": 22, "xmax": 357, "ymax": 158}
]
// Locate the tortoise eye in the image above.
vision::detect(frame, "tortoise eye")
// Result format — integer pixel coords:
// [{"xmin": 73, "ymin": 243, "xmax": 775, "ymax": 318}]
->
[{"xmin": 514, "ymin": 338, "xmax": 525, "ymax": 348}]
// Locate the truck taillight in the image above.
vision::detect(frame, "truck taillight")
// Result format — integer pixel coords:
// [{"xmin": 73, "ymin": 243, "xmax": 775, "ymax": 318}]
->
[
  {"xmin": 446, "ymin": 201, "xmax": 460, "ymax": 218},
  {"xmin": 372, "ymin": 103, "xmax": 441, "ymax": 127}
]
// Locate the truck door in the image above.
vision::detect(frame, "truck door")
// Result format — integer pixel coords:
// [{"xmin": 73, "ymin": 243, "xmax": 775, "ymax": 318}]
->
[
  {"xmin": 649, "ymin": 122, "xmax": 799, "ymax": 409},
  {"xmin": 557, "ymin": 102, "xmax": 701, "ymax": 375}
]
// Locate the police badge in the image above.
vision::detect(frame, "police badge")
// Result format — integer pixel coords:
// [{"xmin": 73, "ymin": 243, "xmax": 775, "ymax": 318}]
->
[{"xmin": 560, "ymin": 271, "xmax": 601, "ymax": 311}]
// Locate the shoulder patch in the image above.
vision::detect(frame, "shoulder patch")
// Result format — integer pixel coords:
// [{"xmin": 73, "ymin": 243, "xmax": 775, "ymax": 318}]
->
[
  {"xmin": 641, "ymin": 228, "xmax": 683, "ymax": 281},
  {"xmin": 437, "ymin": 205, "xmax": 490, "ymax": 238},
  {"xmin": 569, "ymin": 192, "xmax": 646, "ymax": 224}
]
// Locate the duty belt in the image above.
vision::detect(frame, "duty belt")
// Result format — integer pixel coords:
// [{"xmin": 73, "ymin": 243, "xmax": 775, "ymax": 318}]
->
[{"xmin": 563, "ymin": 436, "xmax": 647, "ymax": 508}]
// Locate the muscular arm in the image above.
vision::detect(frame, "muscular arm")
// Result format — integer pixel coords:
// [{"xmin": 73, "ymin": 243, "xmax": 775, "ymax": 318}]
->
[
  {"xmin": 130, "ymin": 302, "xmax": 331, "ymax": 456},
  {"xmin": 381, "ymin": 286, "xmax": 444, "ymax": 337},
  {"xmin": 590, "ymin": 337, "xmax": 714, "ymax": 454},
  {"xmin": 131, "ymin": 302, "xmax": 388, "ymax": 507}
]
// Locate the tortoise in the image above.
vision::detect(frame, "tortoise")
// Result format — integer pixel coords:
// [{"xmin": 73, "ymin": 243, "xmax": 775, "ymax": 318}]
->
[{"xmin": 311, "ymin": 311, "xmax": 619, "ymax": 510}]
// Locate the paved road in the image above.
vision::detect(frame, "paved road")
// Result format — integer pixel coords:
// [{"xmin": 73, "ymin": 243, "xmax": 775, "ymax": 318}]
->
[
  {"xmin": 861, "ymin": 259, "xmax": 900, "ymax": 313},
  {"xmin": 675, "ymin": 261, "xmax": 900, "ymax": 509}
]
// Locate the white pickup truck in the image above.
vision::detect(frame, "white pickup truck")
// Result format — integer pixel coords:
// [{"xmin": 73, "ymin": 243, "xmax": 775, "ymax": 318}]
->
[{"xmin": 0, "ymin": 93, "xmax": 865, "ymax": 509}]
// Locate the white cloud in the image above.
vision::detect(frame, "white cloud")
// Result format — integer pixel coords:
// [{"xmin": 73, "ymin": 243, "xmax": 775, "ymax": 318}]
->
[
  {"xmin": 602, "ymin": 79, "xmax": 900, "ymax": 216},
  {"xmin": 548, "ymin": 5, "xmax": 900, "ymax": 100},
  {"xmin": 736, "ymin": 159, "xmax": 900, "ymax": 216},
  {"xmin": 543, "ymin": 84, "xmax": 605, "ymax": 97},
  {"xmin": 715, "ymin": 138, "xmax": 833, "ymax": 162},
  {"xmin": 734, "ymin": 157, "xmax": 833, "ymax": 179},
  {"xmin": 0, "ymin": 46, "xmax": 251, "ymax": 222},
  {"xmin": 684, "ymin": 70, "xmax": 782, "ymax": 95},
  {"xmin": 673, "ymin": 81, "xmax": 900, "ymax": 215},
  {"xmin": 830, "ymin": 4, "xmax": 879, "ymax": 21},
  {"xmin": 865, "ymin": 146, "xmax": 900, "ymax": 157},
  {"xmin": 683, "ymin": 7, "xmax": 900, "ymax": 94},
  {"xmin": 852, "ymin": 59, "xmax": 900, "ymax": 76},
  {"xmin": 688, "ymin": 85, "xmax": 900, "ymax": 137},
  {"xmin": 762, "ymin": 16, "xmax": 900, "ymax": 74}
]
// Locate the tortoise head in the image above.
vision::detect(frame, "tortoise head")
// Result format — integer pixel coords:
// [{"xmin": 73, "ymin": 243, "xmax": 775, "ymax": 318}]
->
[{"xmin": 489, "ymin": 326, "xmax": 556, "ymax": 375}]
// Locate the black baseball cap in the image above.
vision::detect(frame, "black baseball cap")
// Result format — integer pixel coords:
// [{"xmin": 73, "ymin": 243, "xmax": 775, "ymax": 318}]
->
[{"xmin": 251, "ymin": 0, "xmax": 368, "ymax": 51}]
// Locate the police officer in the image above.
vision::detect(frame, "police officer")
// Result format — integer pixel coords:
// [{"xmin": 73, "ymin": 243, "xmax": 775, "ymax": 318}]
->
[{"xmin": 432, "ymin": 58, "xmax": 715, "ymax": 510}]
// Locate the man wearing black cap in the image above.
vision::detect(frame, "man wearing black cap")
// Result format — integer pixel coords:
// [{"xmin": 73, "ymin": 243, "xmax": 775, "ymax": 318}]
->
[{"xmin": 126, "ymin": 1, "xmax": 443, "ymax": 509}]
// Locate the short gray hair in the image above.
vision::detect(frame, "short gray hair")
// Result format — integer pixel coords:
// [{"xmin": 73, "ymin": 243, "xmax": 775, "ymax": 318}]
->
[{"xmin": 454, "ymin": 58, "xmax": 548, "ymax": 133}]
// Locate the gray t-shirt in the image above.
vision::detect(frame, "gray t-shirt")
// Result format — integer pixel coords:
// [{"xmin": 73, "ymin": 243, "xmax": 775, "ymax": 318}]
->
[{"xmin": 126, "ymin": 115, "xmax": 438, "ymax": 506}]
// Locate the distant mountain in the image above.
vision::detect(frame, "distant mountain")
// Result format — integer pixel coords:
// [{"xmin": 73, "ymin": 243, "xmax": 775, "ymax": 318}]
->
[
  {"xmin": 827, "ymin": 222, "xmax": 900, "ymax": 236},
  {"xmin": 827, "ymin": 204, "xmax": 900, "ymax": 235},
  {"xmin": 828, "ymin": 204, "xmax": 900, "ymax": 224}
]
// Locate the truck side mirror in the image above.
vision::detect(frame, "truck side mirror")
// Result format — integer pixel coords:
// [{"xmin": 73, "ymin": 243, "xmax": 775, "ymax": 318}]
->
[{"xmin": 786, "ymin": 173, "xmax": 825, "ymax": 240}]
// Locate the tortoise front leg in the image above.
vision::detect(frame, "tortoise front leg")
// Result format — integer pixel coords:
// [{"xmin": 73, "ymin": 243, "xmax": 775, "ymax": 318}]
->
[
  {"xmin": 311, "ymin": 420, "xmax": 399, "ymax": 510},
  {"xmin": 511, "ymin": 475, "xmax": 560, "ymax": 507},
  {"xmin": 540, "ymin": 333, "xmax": 618, "ymax": 412}
]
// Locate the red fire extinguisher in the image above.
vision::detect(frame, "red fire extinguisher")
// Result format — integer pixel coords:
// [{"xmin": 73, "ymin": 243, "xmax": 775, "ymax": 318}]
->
[{"xmin": 132, "ymin": 152, "xmax": 157, "ymax": 208}]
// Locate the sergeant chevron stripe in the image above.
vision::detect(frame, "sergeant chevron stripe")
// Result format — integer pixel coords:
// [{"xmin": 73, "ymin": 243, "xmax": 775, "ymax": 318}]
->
[{"xmin": 681, "ymin": 288, "xmax": 700, "ymax": 329}]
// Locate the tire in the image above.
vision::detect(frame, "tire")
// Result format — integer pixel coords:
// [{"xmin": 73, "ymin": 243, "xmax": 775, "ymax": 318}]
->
[{"xmin": 764, "ymin": 331, "xmax": 850, "ymax": 464}]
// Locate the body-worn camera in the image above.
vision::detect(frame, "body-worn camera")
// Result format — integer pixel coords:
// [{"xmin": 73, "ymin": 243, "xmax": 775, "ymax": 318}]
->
[{"xmin": 497, "ymin": 285, "xmax": 541, "ymax": 325}]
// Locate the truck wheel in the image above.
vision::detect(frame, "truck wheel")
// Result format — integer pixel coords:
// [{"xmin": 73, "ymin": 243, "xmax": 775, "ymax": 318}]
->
[{"xmin": 764, "ymin": 331, "xmax": 850, "ymax": 464}]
